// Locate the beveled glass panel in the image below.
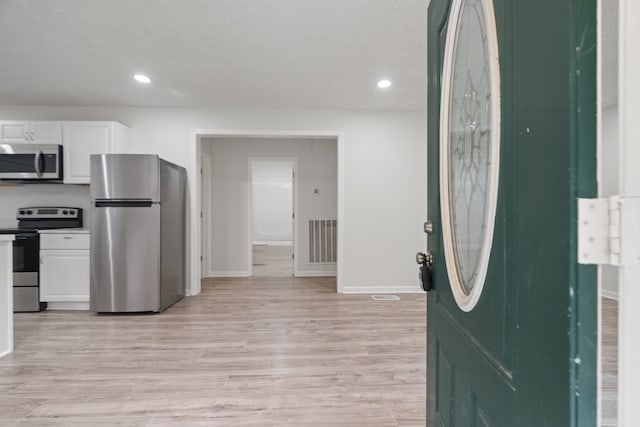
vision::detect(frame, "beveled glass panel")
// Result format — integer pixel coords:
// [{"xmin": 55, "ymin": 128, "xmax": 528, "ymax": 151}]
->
[{"xmin": 448, "ymin": 0, "xmax": 493, "ymax": 294}]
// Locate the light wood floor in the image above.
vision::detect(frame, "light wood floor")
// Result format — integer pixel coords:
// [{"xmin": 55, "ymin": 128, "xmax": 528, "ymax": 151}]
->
[
  {"xmin": 601, "ymin": 297, "xmax": 618, "ymax": 427},
  {"xmin": 0, "ymin": 280, "xmax": 618, "ymax": 426},
  {"xmin": 252, "ymin": 258, "xmax": 293, "ymax": 277},
  {"xmin": 1, "ymin": 277, "xmax": 427, "ymax": 426}
]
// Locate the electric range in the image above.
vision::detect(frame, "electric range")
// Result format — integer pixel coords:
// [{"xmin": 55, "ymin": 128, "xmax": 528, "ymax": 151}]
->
[{"xmin": 0, "ymin": 207, "xmax": 83, "ymax": 312}]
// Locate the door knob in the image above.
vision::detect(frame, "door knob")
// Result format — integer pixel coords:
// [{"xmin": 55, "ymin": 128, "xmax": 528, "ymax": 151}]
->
[
  {"xmin": 416, "ymin": 251, "xmax": 434, "ymax": 292},
  {"xmin": 424, "ymin": 220, "xmax": 433, "ymax": 234}
]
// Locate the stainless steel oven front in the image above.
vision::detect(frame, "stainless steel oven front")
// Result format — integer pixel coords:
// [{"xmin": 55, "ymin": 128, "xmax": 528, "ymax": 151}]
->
[
  {"xmin": 0, "ymin": 144, "xmax": 63, "ymax": 180},
  {"xmin": 12, "ymin": 231, "xmax": 42, "ymax": 312}
]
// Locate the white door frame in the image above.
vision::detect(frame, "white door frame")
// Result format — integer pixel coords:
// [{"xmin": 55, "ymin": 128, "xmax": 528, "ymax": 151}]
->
[
  {"xmin": 189, "ymin": 129, "xmax": 344, "ymax": 296},
  {"xmin": 200, "ymin": 150, "xmax": 212, "ymax": 278},
  {"xmin": 248, "ymin": 157, "xmax": 298, "ymax": 277},
  {"xmin": 618, "ymin": 0, "xmax": 640, "ymax": 424}
]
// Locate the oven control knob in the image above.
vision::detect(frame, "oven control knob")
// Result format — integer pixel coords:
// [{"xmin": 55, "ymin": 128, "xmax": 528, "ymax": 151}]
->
[
  {"xmin": 70, "ymin": 210, "xmax": 75, "ymax": 215},
  {"xmin": 62, "ymin": 210, "xmax": 68, "ymax": 215},
  {"xmin": 19, "ymin": 210, "xmax": 25, "ymax": 215},
  {"xmin": 27, "ymin": 210, "xmax": 33, "ymax": 215}
]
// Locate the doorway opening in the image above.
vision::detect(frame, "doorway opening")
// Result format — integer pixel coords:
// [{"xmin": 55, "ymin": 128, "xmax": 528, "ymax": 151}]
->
[
  {"xmin": 598, "ymin": 0, "xmax": 619, "ymax": 425},
  {"xmin": 249, "ymin": 158, "xmax": 296, "ymax": 277},
  {"xmin": 195, "ymin": 134, "xmax": 339, "ymax": 287}
]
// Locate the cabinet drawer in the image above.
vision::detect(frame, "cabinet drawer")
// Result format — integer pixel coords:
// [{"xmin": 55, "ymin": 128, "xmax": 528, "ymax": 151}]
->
[{"xmin": 40, "ymin": 234, "xmax": 90, "ymax": 250}]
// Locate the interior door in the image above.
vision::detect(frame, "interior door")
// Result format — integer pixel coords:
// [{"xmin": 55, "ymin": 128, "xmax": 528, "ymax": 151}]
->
[{"xmin": 425, "ymin": 0, "xmax": 598, "ymax": 425}]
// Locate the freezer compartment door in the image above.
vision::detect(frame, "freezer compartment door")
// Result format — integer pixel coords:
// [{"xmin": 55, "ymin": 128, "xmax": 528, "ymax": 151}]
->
[
  {"xmin": 91, "ymin": 204, "xmax": 160, "ymax": 312},
  {"xmin": 90, "ymin": 154, "xmax": 160, "ymax": 200}
]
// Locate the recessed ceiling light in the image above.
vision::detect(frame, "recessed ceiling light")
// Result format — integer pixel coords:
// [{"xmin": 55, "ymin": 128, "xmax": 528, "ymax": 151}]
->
[
  {"xmin": 134, "ymin": 74, "xmax": 151, "ymax": 84},
  {"xmin": 377, "ymin": 79, "xmax": 392, "ymax": 88}
]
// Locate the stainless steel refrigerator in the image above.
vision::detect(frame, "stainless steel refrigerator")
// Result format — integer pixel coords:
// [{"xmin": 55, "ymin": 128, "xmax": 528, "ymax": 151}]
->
[{"xmin": 90, "ymin": 154, "xmax": 186, "ymax": 313}]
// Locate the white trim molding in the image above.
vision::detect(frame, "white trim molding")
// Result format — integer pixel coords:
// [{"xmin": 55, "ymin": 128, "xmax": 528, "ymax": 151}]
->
[
  {"xmin": 601, "ymin": 288, "xmax": 619, "ymax": 301},
  {"xmin": 294, "ymin": 271, "xmax": 337, "ymax": 278},
  {"xmin": 46, "ymin": 302, "xmax": 90, "ymax": 310},
  {"xmin": 209, "ymin": 271, "xmax": 252, "ymax": 278},
  {"xmin": 340, "ymin": 285, "xmax": 423, "ymax": 294},
  {"xmin": 618, "ymin": 0, "xmax": 640, "ymax": 424}
]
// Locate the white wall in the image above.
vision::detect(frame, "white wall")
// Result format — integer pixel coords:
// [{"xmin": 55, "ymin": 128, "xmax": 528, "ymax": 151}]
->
[
  {"xmin": 0, "ymin": 105, "xmax": 427, "ymax": 293},
  {"xmin": 0, "ymin": 184, "xmax": 90, "ymax": 228},
  {"xmin": 251, "ymin": 159, "xmax": 294, "ymax": 244},
  {"xmin": 600, "ymin": 105, "xmax": 619, "ymax": 299},
  {"xmin": 204, "ymin": 138, "xmax": 337, "ymax": 277}
]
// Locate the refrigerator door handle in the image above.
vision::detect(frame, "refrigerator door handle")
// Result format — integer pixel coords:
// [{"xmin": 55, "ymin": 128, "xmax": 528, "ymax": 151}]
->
[{"xmin": 94, "ymin": 199, "xmax": 155, "ymax": 208}]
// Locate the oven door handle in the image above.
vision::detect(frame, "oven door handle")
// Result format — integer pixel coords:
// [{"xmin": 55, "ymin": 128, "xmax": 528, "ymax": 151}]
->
[
  {"xmin": 34, "ymin": 150, "xmax": 43, "ymax": 177},
  {"xmin": 14, "ymin": 234, "xmax": 37, "ymax": 240}
]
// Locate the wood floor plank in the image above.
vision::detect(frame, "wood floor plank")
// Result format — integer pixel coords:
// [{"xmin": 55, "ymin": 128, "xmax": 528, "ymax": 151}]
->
[
  {"xmin": 1, "ymin": 276, "xmax": 426, "ymax": 426},
  {"xmin": 0, "ymin": 276, "xmax": 619, "ymax": 425},
  {"xmin": 601, "ymin": 297, "xmax": 618, "ymax": 427}
]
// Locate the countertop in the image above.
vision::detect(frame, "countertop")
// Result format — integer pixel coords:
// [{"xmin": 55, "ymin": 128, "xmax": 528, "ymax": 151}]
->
[
  {"xmin": 0, "ymin": 235, "xmax": 15, "ymax": 242},
  {"xmin": 39, "ymin": 228, "xmax": 90, "ymax": 234}
]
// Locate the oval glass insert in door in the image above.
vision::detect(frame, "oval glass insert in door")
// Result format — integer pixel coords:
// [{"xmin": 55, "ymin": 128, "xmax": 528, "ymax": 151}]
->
[{"xmin": 440, "ymin": 0, "xmax": 501, "ymax": 312}]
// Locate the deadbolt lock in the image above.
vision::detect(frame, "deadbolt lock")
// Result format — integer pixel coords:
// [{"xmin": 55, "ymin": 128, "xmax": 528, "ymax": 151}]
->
[{"xmin": 416, "ymin": 251, "xmax": 433, "ymax": 267}]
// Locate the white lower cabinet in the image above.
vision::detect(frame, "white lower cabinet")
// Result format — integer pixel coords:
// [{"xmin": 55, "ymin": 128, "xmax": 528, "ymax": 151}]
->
[{"xmin": 40, "ymin": 233, "xmax": 90, "ymax": 309}]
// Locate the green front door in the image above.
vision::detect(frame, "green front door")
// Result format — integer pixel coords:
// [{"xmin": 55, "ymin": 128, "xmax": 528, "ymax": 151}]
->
[{"xmin": 425, "ymin": 0, "xmax": 598, "ymax": 425}]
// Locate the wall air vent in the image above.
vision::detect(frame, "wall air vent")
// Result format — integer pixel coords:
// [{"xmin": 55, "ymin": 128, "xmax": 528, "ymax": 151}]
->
[{"xmin": 308, "ymin": 219, "xmax": 337, "ymax": 263}]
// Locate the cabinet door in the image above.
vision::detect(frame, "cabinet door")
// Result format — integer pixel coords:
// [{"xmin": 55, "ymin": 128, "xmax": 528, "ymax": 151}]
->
[
  {"xmin": 40, "ymin": 250, "xmax": 90, "ymax": 302},
  {"xmin": 63, "ymin": 122, "xmax": 114, "ymax": 184},
  {"xmin": 0, "ymin": 121, "xmax": 62, "ymax": 143},
  {"xmin": 30, "ymin": 122, "xmax": 62, "ymax": 144},
  {"xmin": 0, "ymin": 121, "xmax": 30, "ymax": 143}
]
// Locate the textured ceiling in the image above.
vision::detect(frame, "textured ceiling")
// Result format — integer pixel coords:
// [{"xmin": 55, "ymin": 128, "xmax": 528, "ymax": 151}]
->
[
  {"xmin": 0, "ymin": 0, "xmax": 429, "ymax": 111},
  {"xmin": 0, "ymin": 0, "xmax": 618, "ymax": 111}
]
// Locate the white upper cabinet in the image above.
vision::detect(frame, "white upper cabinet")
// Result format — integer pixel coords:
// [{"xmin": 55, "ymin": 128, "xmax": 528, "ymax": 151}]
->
[
  {"xmin": 0, "ymin": 121, "xmax": 62, "ymax": 144},
  {"xmin": 62, "ymin": 121, "xmax": 130, "ymax": 184},
  {"xmin": 0, "ymin": 121, "xmax": 29, "ymax": 142}
]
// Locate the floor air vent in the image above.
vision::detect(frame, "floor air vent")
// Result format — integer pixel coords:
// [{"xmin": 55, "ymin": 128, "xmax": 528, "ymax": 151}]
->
[{"xmin": 371, "ymin": 295, "xmax": 400, "ymax": 301}]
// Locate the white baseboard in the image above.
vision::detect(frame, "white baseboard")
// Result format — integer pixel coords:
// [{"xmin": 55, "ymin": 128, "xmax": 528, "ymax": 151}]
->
[
  {"xmin": 0, "ymin": 349, "xmax": 12, "ymax": 358},
  {"xmin": 294, "ymin": 271, "xmax": 337, "ymax": 277},
  {"xmin": 209, "ymin": 271, "xmax": 251, "ymax": 277},
  {"xmin": 253, "ymin": 241, "xmax": 292, "ymax": 246},
  {"xmin": 602, "ymin": 289, "xmax": 619, "ymax": 300},
  {"xmin": 47, "ymin": 302, "xmax": 90, "ymax": 310},
  {"xmin": 340, "ymin": 285, "xmax": 423, "ymax": 294}
]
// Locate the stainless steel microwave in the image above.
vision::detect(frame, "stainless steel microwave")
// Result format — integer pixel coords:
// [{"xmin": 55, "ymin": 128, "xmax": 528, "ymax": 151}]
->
[{"xmin": 0, "ymin": 144, "xmax": 63, "ymax": 180}]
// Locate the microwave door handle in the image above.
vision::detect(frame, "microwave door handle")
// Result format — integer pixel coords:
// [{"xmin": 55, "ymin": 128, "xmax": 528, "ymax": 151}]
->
[
  {"xmin": 39, "ymin": 151, "xmax": 45, "ymax": 176},
  {"xmin": 34, "ymin": 150, "xmax": 42, "ymax": 177}
]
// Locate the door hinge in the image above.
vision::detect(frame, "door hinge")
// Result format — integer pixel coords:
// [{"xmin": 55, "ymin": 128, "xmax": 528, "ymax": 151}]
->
[
  {"xmin": 292, "ymin": 253, "xmax": 294, "ymax": 260},
  {"xmin": 292, "ymin": 212, "xmax": 295, "ymax": 219},
  {"xmin": 578, "ymin": 196, "xmax": 640, "ymax": 266}
]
